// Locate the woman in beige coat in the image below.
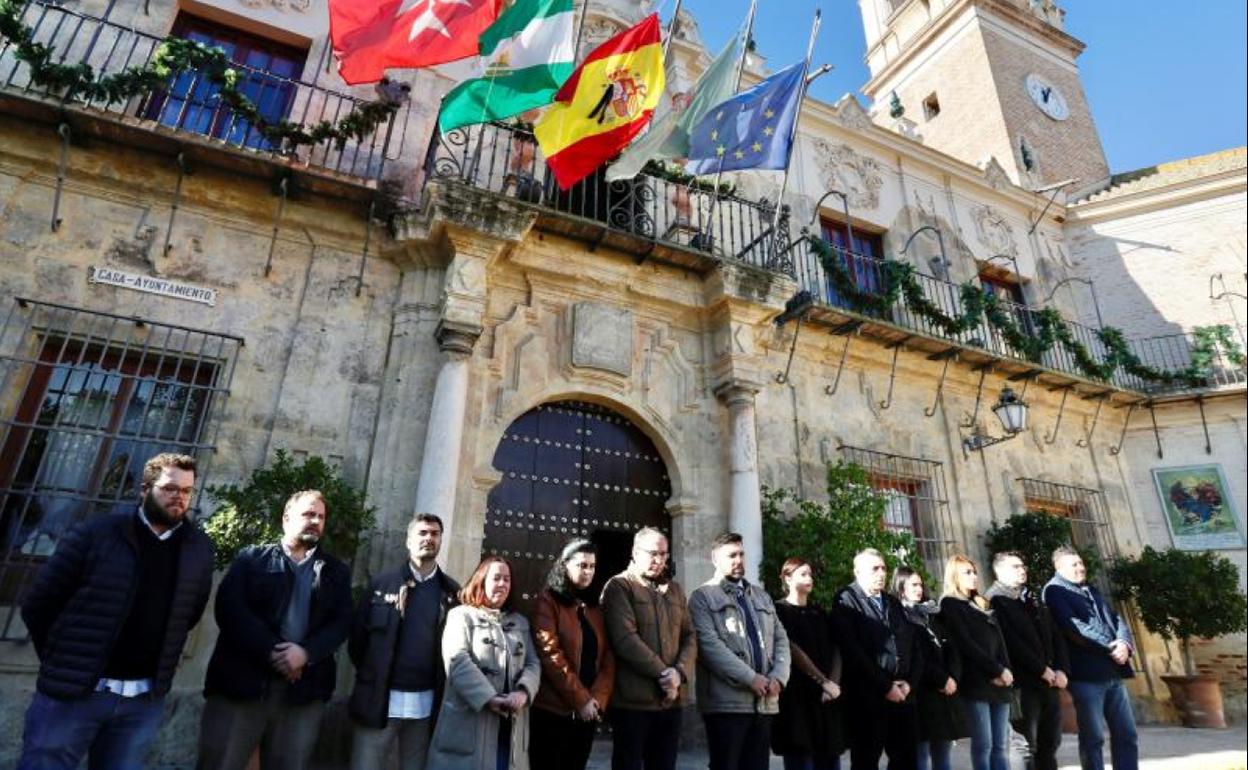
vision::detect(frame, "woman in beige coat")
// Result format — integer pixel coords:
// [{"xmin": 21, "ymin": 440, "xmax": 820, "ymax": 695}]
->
[{"xmin": 428, "ymin": 556, "xmax": 541, "ymax": 770}]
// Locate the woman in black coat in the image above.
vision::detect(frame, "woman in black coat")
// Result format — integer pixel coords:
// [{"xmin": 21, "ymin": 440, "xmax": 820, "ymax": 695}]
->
[
  {"xmin": 772, "ymin": 558, "xmax": 845, "ymax": 770},
  {"xmin": 892, "ymin": 566, "xmax": 968, "ymax": 770},
  {"xmin": 940, "ymin": 555, "xmax": 1014, "ymax": 770}
]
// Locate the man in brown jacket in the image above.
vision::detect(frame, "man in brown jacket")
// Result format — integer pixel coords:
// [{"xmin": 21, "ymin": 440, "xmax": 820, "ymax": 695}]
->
[{"xmin": 601, "ymin": 527, "xmax": 697, "ymax": 770}]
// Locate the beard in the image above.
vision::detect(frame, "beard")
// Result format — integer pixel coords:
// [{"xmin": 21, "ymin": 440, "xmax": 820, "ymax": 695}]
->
[
  {"xmin": 142, "ymin": 490, "xmax": 182, "ymax": 528},
  {"xmin": 297, "ymin": 531, "xmax": 321, "ymax": 546}
]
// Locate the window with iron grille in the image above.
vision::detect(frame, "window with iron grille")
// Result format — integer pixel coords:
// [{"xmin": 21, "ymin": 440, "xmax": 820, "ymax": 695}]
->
[
  {"xmin": 1019, "ymin": 478, "xmax": 1114, "ymax": 559},
  {"xmin": 0, "ymin": 298, "xmax": 241, "ymax": 639},
  {"xmin": 839, "ymin": 445, "xmax": 956, "ymax": 572}
]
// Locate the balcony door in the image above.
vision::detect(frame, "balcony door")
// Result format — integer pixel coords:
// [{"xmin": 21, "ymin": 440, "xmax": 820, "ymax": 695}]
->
[{"xmin": 147, "ymin": 14, "xmax": 307, "ymax": 150}]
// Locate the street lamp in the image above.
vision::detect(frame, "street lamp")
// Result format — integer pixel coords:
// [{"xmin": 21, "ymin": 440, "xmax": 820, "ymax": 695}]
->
[
  {"xmin": 963, "ymin": 385, "xmax": 1030, "ymax": 452},
  {"xmin": 1044, "ymin": 277, "xmax": 1104, "ymax": 330}
]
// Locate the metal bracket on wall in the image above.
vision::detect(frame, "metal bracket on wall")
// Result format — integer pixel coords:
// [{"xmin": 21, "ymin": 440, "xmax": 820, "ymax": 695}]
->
[
  {"xmin": 1197, "ymin": 396, "xmax": 1212, "ymax": 454},
  {"xmin": 1147, "ymin": 400, "xmax": 1163, "ymax": 459},
  {"xmin": 51, "ymin": 123, "xmax": 72, "ymax": 232},
  {"xmin": 1076, "ymin": 391, "xmax": 1110, "ymax": 448},
  {"xmin": 1043, "ymin": 385, "xmax": 1074, "ymax": 445},
  {"xmin": 961, "ymin": 364, "xmax": 993, "ymax": 428},
  {"xmin": 356, "ymin": 198, "xmax": 377, "ymax": 297},
  {"xmin": 161, "ymin": 152, "xmax": 188, "ymax": 257},
  {"xmin": 775, "ymin": 314, "xmax": 805, "ymax": 385},
  {"xmin": 264, "ymin": 175, "xmax": 290, "ymax": 277},
  {"xmin": 824, "ymin": 320, "xmax": 861, "ymax": 396},
  {"xmin": 1108, "ymin": 402, "xmax": 1137, "ymax": 456},
  {"xmin": 923, "ymin": 348, "xmax": 959, "ymax": 417},
  {"xmin": 878, "ymin": 337, "xmax": 910, "ymax": 411},
  {"xmin": 773, "ymin": 290, "xmax": 816, "ymax": 385}
]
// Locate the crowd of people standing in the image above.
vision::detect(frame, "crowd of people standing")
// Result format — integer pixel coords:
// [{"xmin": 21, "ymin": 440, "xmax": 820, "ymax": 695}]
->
[{"xmin": 15, "ymin": 452, "xmax": 1142, "ymax": 770}]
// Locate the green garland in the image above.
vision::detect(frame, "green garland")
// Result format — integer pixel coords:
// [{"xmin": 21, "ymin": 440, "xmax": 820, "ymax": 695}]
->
[
  {"xmin": 0, "ymin": 0, "xmax": 398, "ymax": 150},
  {"xmin": 808, "ymin": 236, "xmax": 1247, "ymax": 388}
]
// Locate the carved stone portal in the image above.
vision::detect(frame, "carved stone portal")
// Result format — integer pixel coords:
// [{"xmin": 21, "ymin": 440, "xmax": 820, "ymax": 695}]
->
[{"xmin": 571, "ymin": 302, "xmax": 634, "ymax": 377}]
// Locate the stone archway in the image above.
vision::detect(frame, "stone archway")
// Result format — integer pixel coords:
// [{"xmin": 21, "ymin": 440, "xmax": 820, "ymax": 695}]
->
[{"xmin": 482, "ymin": 399, "xmax": 673, "ymax": 608}]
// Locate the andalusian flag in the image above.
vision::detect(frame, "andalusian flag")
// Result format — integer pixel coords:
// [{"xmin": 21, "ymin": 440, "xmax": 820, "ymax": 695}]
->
[
  {"xmin": 534, "ymin": 14, "xmax": 665, "ymax": 190},
  {"xmin": 438, "ymin": 0, "xmax": 576, "ymax": 132}
]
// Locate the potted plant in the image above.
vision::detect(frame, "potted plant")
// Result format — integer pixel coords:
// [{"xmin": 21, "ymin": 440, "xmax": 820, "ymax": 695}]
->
[{"xmin": 1110, "ymin": 546, "xmax": 1248, "ymax": 728}]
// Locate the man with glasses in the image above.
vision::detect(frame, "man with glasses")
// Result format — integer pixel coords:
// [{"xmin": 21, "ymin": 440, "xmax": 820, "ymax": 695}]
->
[
  {"xmin": 18, "ymin": 452, "xmax": 215, "ymax": 770},
  {"xmin": 197, "ymin": 490, "xmax": 353, "ymax": 770},
  {"xmin": 601, "ymin": 527, "xmax": 697, "ymax": 770}
]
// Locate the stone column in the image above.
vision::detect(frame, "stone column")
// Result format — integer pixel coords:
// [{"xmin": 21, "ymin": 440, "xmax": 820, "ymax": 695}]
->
[
  {"xmin": 413, "ymin": 321, "xmax": 479, "ymax": 542},
  {"xmin": 717, "ymin": 381, "xmax": 763, "ymax": 583}
]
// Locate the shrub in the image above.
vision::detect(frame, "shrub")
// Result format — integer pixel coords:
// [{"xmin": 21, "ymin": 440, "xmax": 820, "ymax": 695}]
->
[
  {"xmin": 203, "ymin": 449, "xmax": 376, "ymax": 570},
  {"xmin": 761, "ymin": 461, "xmax": 929, "ymax": 608},
  {"xmin": 984, "ymin": 511, "xmax": 1101, "ymax": 594},
  {"xmin": 1110, "ymin": 546, "xmax": 1248, "ymax": 675}
]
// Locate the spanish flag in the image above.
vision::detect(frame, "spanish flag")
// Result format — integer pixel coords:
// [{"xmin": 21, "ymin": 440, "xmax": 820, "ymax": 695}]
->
[{"xmin": 534, "ymin": 14, "xmax": 665, "ymax": 190}]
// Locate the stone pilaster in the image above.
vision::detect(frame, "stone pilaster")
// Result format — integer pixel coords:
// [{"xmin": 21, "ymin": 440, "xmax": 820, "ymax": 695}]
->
[{"xmin": 715, "ymin": 380, "xmax": 764, "ymax": 583}]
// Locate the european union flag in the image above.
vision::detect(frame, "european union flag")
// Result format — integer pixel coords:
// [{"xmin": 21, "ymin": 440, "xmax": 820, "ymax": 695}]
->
[{"xmin": 685, "ymin": 63, "xmax": 803, "ymax": 176}]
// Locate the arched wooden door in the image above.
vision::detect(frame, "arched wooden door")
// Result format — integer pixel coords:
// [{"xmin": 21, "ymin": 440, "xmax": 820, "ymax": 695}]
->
[{"xmin": 483, "ymin": 400, "xmax": 672, "ymax": 609}]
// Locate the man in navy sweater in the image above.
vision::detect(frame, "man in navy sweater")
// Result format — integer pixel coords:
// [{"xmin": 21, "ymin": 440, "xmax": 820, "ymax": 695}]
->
[{"xmin": 1043, "ymin": 546, "xmax": 1138, "ymax": 770}]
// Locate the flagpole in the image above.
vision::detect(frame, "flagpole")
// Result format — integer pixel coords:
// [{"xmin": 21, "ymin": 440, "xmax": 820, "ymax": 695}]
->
[
  {"xmin": 710, "ymin": 0, "xmax": 757, "ymax": 194},
  {"xmin": 573, "ymin": 0, "xmax": 590, "ymax": 59},
  {"xmin": 767, "ymin": 7, "xmax": 820, "ymax": 263},
  {"xmin": 662, "ymin": 0, "xmax": 685, "ymax": 60}
]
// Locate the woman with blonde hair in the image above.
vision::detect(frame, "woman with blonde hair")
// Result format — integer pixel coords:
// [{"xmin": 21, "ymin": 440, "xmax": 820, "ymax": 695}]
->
[
  {"xmin": 939, "ymin": 555, "xmax": 1013, "ymax": 770},
  {"xmin": 427, "ymin": 556, "xmax": 541, "ymax": 770}
]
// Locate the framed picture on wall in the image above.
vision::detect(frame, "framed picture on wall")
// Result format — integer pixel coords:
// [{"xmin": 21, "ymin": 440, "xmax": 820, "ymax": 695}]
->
[{"xmin": 1152, "ymin": 464, "xmax": 1245, "ymax": 550}]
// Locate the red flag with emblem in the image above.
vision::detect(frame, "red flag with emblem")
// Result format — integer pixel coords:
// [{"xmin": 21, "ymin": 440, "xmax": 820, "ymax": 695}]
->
[{"xmin": 330, "ymin": 0, "xmax": 503, "ymax": 85}]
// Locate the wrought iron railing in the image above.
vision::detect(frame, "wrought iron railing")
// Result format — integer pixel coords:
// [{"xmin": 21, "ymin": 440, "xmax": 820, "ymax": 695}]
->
[
  {"xmin": 792, "ymin": 241, "xmax": 1247, "ymax": 394},
  {"xmin": 0, "ymin": 0, "xmax": 400, "ymax": 180},
  {"xmin": 424, "ymin": 120, "xmax": 788, "ymax": 266}
]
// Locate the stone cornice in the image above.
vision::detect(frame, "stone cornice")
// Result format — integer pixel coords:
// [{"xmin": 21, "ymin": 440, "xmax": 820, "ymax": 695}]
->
[{"xmin": 1065, "ymin": 167, "xmax": 1247, "ymax": 226}]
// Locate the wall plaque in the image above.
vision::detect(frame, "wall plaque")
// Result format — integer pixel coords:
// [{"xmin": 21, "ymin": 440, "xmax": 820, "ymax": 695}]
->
[
  {"xmin": 88, "ymin": 266, "xmax": 217, "ymax": 306},
  {"xmin": 571, "ymin": 302, "xmax": 633, "ymax": 377}
]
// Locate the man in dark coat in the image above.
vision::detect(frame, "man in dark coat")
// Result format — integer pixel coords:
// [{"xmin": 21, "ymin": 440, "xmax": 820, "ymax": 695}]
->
[
  {"xmin": 197, "ymin": 489, "xmax": 353, "ymax": 770},
  {"xmin": 987, "ymin": 551, "xmax": 1070, "ymax": 770},
  {"xmin": 1044, "ymin": 546, "xmax": 1138, "ymax": 770},
  {"xmin": 347, "ymin": 513, "xmax": 460, "ymax": 770},
  {"xmin": 831, "ymin": 548, "xmax": 920, "ymax": 770},
  {"xmin": 18, "ymin": 452, "xmax": 215, "ymax": 770}
]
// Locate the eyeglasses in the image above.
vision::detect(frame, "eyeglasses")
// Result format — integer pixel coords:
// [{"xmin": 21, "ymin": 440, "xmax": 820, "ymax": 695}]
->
[
  {"xmin": 636, "ymin": 548, "xmax": 669, "ymax": 560},
  {"xmin": 156, "ymin": 484, "xmax": 195, "ymax": 498}
]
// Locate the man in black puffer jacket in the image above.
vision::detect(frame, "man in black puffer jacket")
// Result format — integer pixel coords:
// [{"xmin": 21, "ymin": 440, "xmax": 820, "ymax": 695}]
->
[
  {"xmin": 198, "ymin": 489, "xmax": 353, "ymax": 770},
  {"xmin": 18, "ymin": 452, "xmax": 215, "ymax": 770}
]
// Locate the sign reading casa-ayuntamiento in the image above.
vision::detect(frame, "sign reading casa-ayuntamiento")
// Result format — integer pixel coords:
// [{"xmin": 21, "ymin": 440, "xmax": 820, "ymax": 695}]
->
[{"xmin": 88, "ymin": 266, "xmax": 217, "ymax": 306}]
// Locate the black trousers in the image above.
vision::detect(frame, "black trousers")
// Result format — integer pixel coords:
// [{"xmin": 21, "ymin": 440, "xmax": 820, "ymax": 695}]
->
[
  {"xmin": 1013, "ymin": 686, "xmax": 1062, "ymax": 770},
  {"xmin": 702, "ymin": 712, "xmax": 773, "ymax": 770},
  {"xmin": 846, "ymin": 698, "xmax": 918, "ymax": 770},
  {"xmin": 610, "ymin": 707, "xmax": 682, "ymax": 770},
  {"xmin": 529, "ymin": 707, "xmax": 598, "ymax": 770}
]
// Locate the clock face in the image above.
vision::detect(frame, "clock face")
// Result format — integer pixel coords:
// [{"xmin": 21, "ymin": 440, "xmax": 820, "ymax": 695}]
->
[{"xmin": 1025, "ymin": 73, "xmax": 1069, "ymax": 121}]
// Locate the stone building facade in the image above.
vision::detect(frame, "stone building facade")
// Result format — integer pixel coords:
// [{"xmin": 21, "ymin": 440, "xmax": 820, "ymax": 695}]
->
[{"xmin": 0, "ymin": 0, "xmax": 1243, "ymax": 763}]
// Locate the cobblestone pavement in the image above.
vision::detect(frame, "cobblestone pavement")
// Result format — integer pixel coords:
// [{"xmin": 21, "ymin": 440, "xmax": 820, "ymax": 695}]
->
[{"xmin": 583, "ymin": 725, "xmax": 1247, "ymax": 770}]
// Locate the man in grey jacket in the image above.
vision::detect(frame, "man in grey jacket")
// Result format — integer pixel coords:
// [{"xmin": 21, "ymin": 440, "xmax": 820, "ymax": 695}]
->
[{"xmin": 689, "ymin": 532, "xmax": 791, "ymax": 770}]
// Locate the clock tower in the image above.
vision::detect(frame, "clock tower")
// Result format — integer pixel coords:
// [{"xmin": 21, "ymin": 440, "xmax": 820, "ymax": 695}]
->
[{"xmin": 858, "ymin": 0, "xmax": 1109, "ymax": 188}]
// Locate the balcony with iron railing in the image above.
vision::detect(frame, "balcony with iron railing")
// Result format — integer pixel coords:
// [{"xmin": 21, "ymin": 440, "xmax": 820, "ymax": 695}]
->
[
  {"xmin": 425, "ymin": 121, "xmax": 1246, "ymax": 399},
  {"xmin": 0, "ymin": 0, "xmax": 404, "ymax": 192}
]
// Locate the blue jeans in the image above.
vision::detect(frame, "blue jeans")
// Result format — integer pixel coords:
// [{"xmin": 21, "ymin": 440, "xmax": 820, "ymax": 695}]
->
[
  {"xmin": 964, "ymin": 700, "xmax": 1010, "ymax": 770},
  {"xmin": 915, "ymin": 739, "xmax": 952, "ymax": 770},
  {"xmin": 783, "ymin": 753, "xmax": 841, "ymax": 770},
  {"xmin": 1068, "ymin": 679, "xmax": 1139, "ymax": 770},
  {"xmin": 18, "ymin": 689, "xmax": 166, "ymax": 770}
]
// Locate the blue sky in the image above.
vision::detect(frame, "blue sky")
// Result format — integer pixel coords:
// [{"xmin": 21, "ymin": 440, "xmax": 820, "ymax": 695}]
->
[{"xmin": 673, "ymin": 0, "xmax": 1248, "ymax": 174}]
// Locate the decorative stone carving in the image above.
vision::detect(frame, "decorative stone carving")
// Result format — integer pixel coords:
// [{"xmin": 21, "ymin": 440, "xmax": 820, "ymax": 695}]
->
[
  {"xmin": 980, "ymin": 157, "xmax": 1012, "ymax": 192},
  {"xmin": 812, "ymin": 139, "xmax": 885, "ymax": 210},
  {"xmin": 582, "ymin": 17, "xmax": 624, "ymax": 50},
  {"xmin": 971, "ymin": 204, "xmax": 1018, "ymax": 257},
  {"xmin": 913, "ymin": 189, "xmax": 939, "ymax": 229},
  {"xmin": 831, "ymin": 95, "xmax": 874, "ymax": 133},
  {"xmin": 571, "ymin": 302, "xmax": 634, "ymax": 377},
  {"xmin": 642, "ymin": 326, "xmax": 701, "ymax": 419}
]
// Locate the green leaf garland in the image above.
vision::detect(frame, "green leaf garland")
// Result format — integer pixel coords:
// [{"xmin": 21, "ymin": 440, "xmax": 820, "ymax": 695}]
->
[
  {"xmin": 0, "ymin": 0, "xmax": 399, "ymax": 151},
  {"xmin": 807, "ymin": 236, "xmax": 1246, "ymax": 389}
]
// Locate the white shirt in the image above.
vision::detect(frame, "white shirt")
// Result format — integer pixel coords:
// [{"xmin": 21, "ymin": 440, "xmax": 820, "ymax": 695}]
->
[
  {"xmin": 281, "ymin": 542, "xmax": 318, "ymax": 566},
  {"xmin": 387, "ymin": 563, "xmax": 441, "ymax": 719}
]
